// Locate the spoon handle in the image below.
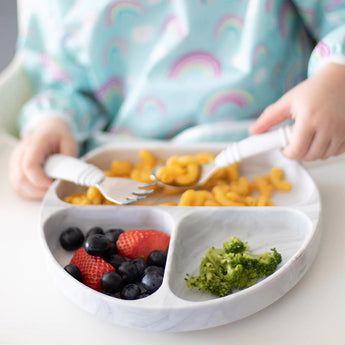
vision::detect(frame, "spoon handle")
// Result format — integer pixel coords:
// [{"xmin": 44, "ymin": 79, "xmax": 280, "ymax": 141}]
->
[
  {"xmin": 214, "ymin": 125, "xmax": 293, "ymax": 167},
  {"xmin": 44, "ymin": 154, "xmax": 105, "ymax": 187}
]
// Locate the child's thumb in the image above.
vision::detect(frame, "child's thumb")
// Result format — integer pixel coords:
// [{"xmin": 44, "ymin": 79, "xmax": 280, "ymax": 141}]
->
[
  {"xmin": 60, "ymin": 134, "xmax": 79, "ymax": 157},
  {"xmin": 249, "ymin": 96, "xmax": 291, "ymax": 134}
]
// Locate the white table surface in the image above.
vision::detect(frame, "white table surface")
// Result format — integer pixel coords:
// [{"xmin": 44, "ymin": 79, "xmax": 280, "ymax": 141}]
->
[{"xmin": 1, "ymin": 130, "xmax": 345, "ymax": 345}]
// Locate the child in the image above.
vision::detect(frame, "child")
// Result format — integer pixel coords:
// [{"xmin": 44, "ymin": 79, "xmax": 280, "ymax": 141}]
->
[{"xmin": 9, "ymin": 0, "xmax": 345, "ymax": 199}]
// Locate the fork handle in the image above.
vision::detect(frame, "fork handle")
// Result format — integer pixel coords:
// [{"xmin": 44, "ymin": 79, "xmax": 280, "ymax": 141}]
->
[
  {"xmin": 44, "ymin": 154, "xmax": 105, "ymax": 187},
  {"xmin": 215, "ymin": 125, "xmax": 293, "ymax": 167}
]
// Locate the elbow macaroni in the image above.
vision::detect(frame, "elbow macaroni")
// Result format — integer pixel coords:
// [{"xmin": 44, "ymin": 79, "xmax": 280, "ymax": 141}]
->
[
  {"xmin": 269, "ymin": 166, "xmax": 291, "ymax": 192},
  {"xmin": 63, "ymin": 150, "xmax": 292, "ymax": 207},
  {"xmin": 155, "ymin": 154, "xmax": 204, "ymax": 187}
]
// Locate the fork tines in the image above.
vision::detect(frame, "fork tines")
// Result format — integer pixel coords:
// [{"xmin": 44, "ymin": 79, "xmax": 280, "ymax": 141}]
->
[{"xmin": 133, "ymin": 182, "xmax": 156, "ymax": 196}]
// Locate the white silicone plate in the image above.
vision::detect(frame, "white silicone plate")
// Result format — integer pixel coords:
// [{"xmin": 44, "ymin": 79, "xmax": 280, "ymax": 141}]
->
[{"xmin": 39, "ymin": 142, "xmax": 321, "ymax": 332}]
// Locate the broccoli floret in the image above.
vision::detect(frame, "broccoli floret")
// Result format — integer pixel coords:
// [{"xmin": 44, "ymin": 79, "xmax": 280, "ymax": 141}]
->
[
  {"xmin": 185, "ymin": 247, "xmax": 234, "ymax": 297},
  {"xmin": 239, "ymin": 248, "xmax": 282, "ymax": 277},
  {"xmin": 223, "ymin": 237, "xmax": 248, "ymax": 254},
  {"xmin": 185, "ymin": 237, "xmax": 282, "ymax": 297}
]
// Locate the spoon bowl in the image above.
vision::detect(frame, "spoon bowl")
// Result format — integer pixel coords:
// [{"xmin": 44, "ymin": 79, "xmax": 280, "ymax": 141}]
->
[
  {"xmin": 151, "ymin": 161, "xmax": 217, "ymax": 189},
  {"xmin": 151, "ymin": 125, "xmax": 293, "ymax": 189}
]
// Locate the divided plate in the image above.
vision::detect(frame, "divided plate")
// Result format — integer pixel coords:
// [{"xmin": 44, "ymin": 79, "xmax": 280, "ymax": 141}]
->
[{"xmin": 39, "ymin": 142, "xmax": 321, "ymax": 332}]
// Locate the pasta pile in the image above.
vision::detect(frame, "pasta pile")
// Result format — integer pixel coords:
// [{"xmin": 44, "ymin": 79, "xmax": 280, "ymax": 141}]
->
[{"xmin": 63, "ymin": 150, "xmax": 291, "ymax": 206}]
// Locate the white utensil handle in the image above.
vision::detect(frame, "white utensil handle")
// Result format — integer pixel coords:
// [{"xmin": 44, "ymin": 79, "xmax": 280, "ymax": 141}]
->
[
  {"xmin": 44, "ymin": 154, "xmax": 105, "ymax": 187},
  {"xmin": 215, "ymin": 125, "xmax": 292, "ymax": 167}
]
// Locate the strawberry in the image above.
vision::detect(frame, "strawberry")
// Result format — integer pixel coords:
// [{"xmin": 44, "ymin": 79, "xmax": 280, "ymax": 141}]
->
[
  {"xmin": 116, "ymin": 230, "xmax": 170, "ymax": 261},
  {"xmin": 70, "ymin": 247, "xmax": 115, "ymax": 291}
]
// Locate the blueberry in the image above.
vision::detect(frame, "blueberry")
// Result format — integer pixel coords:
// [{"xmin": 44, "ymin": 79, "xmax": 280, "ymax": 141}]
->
[
  {"xmin": 59, "ymin": 227, "xmax": 84, "ymax": 251},
  {"xmin": 105, "ymin": 253, "xmax": 126, "ymax": 269},
  {"xmin": 64, "ymin": 264, "xmax": 83, "ymax": 282},
  {"xmin": 84, "ymin": 234, "xmax": 112, "ymax": 256},
  {"xmin": 144, "ymin": 265, "xmax": 164, "ymax": 276},
  {"xmin": 104, "ymin": 228, "xmax": 124, "ymax": 245},
  {"xmin": 120, "ymin": 283, "xmax": 141, "ymax": 300},
  {"xmin": 147, "ymin": 250, "xmax": 167, "ymax": 268},
  {"xmin": 86, "ymin": 226, "xmax": 104, "ymax": 238},
  {"xmin": 138, "ymin": 291, "xmax": 151, "ymax": 299},
  {"xmin": 132, "ymin": 258, "xmax": 147, "ymax": 277},
  {"xmin": 117, "ymin": 261, "xmax": 140, "ymax": 283},
  {"xmin": 101, "ymin": 271, "xmax": 123, "ymax": 294},
  {"xmin": 141, "ymin": 271, "xmax": 163, "ymax": 292}
]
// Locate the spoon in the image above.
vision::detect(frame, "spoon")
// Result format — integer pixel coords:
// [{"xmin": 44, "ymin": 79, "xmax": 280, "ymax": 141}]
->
[{"xmin": 151, "ymin": 125, "xmax": 292, "ymax": 189}]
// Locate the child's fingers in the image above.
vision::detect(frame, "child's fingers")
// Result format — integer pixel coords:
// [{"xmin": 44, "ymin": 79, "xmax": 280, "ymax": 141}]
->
[
  {"xmin": 320, "ymin": 141, "xmax": 333, "ymax": 160},
  {"xmin": 11, "ymin": 173, "xmax": 47, "ymax": 200},
  {"xmin": 9, "ymin": 146, "xmax": 49, "ymax": 199},
  {"xmin": 324, "ymin": 139, "xmax": 345, "ymax": 159},
  {"xmin": 335, "ymin": 141, "xmax": 345, "ymax": 156},
  {"xmin": 23, "ymin": 130, "xmax": 76, "ymax": 188},
  {"xmin": 22, "ymin": 146, "xmax": 53, "ymax": 189},
  {"xmin": 319, "ymin": 139, "xmax": 343, "ymax": 160},
  {"xmin": 282, "ymin": 122, "xmax": 315, "ymax": 160},
  {"xmin": 302, "ymin": 133, "xmax": 331, "ymax": 161},
  {"xmin": 18, "ymin": 181, "xmax": 49, "ymax": 200},
  {"xmin": 60, "ymin": 132, "xmax": 78, "ymax": 157},
  {"xmin": 249, "ymin": 95, "xmax": 291, "ymax": 134},
  {"xmin": 24, "ymin": 165, "xmax": 52, "ymax": 190}
]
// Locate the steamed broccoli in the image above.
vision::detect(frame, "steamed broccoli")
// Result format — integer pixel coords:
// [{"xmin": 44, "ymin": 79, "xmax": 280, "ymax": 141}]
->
[{"xmin": 185, "ymin": 237, "xmax": 282, "ymax": 297}]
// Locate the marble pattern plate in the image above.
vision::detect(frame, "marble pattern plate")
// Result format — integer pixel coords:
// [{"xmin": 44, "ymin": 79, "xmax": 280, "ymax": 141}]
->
[{"xmin": 39, "ymin": 142, "xmax": 321, "ymax": 332}]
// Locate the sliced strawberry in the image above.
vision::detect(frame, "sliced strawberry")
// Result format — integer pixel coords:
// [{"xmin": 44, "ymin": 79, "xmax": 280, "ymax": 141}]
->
[
  {"xmin": 116, "ymin": 229, "xmax": 170, "ymax": 261},
  {"xmin": 70, "ymin": 247, "xmax": 115, "ymax": 291}
]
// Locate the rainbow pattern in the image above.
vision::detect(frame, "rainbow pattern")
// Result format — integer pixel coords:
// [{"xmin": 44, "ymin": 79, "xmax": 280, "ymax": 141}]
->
[
  {"xmin": 252, "ymin": 43, "xmax": 268, "ymax": 66},
  {"xmin": 201, "ymin": 89, "xmax": 253, "ymax": 115},
  {"xmin": 315, "ymin": 41, "xmax": 331, "ymax": 57},
  {"xmin": 96, "ymin": 77, "xmax": 124, "ymax": 103},
  {"xmin": 278, "ymin": 2, "xmax": 295, "ymax": 38},
  {"xmin": 169, "ymin": 51, "xmax": 221, "ymax": 79},
  {"xmin": 109, "ymin": 126, "xmax": 136, "ymax": 138},
  {"xmin": 266, "ymin": 0, "xmax": 273, "ymax": 13},
  {"xmin": 106, "ymin": 0, "xmax": 145, "ymax": 26},
  {"xmin": 161, "ymin": 15, "xmax": 186, "ymax": 39},
  {"xmin": 214, "ymin": 14, "xmax": 243, "ymax": 40},
  {"xmin": 35, "ymin": 94, "xmax": 55, "ymax": 102},
  {"xmin": 103, "ymin": 37, "xmax": 128, "ymax": 64},
  {"xmin": 326, "ymin": 0, "xmax": 343, "ymax": 11},
  {"xmin": 40, "ymin": 55, "xmax": 71, "ymax": 82},
  {"xmin": 136, "ymin": 96, "xmax": 166, "ymax": 114}
]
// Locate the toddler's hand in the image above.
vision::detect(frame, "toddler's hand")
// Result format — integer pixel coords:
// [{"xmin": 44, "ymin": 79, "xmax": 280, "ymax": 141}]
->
[
  {"xmin": 9, "ymin": 117, "xmax": 78, "ymax": 199},
  {"xmin": 249, "ymin": 63, "xmax": 345, "ymax": 161}
]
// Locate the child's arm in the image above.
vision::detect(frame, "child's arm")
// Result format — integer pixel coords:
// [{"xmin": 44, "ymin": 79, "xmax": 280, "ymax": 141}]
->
[
  {"xmin": 17, "ymin": 1, "xmax": 109, "ymax": 144},
  {"xmin": 249, "ymin": 62, "xmax": 345, "ymax": 161},
  {"xmin": 10, "ymin": 2, "xmax": 109, "ymax": 199}
]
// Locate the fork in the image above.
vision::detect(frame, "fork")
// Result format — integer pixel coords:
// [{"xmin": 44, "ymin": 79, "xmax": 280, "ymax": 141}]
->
[{"xmin": 44, "ymin": 154, "xmax": 156, "ymax": 205}]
